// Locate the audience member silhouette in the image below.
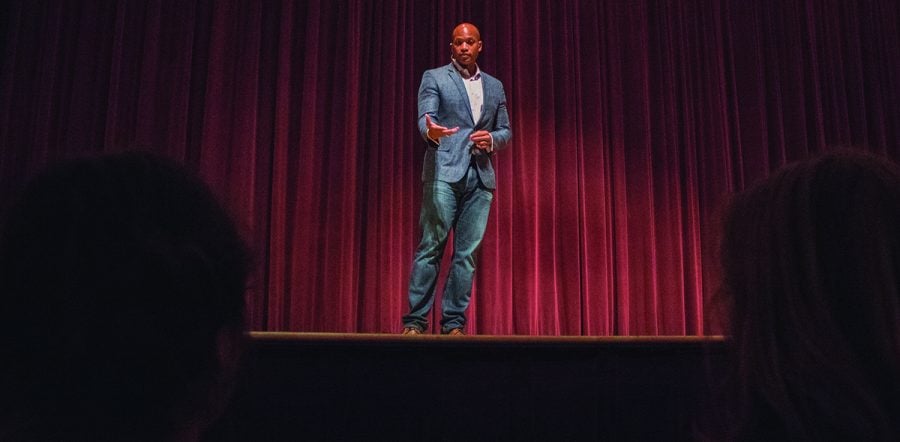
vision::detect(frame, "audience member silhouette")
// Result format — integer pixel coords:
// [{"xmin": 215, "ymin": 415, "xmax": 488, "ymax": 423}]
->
[
  {"xmin": 714, "ymin": 149, "xmax": 900, "ymax": 441},
  {"xmin": 0, "ymin": 151, "xmax": 251, "ymax": 441}
]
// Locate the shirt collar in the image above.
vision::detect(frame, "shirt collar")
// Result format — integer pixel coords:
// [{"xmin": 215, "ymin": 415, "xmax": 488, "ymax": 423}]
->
[{"xmin": 451, "ymin": 58, "xmax": 481, "ymax": 81}]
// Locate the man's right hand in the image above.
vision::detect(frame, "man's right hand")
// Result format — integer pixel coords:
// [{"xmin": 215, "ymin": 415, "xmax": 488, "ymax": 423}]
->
[{"xmin": 425, "ymin": 114, "xmax": 459, "ymax": 141}]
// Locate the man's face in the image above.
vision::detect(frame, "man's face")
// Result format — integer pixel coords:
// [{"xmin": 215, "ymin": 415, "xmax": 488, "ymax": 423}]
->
[{"xmin": 450, "ymin": 25, "xmax": 482, "ymax": 68}]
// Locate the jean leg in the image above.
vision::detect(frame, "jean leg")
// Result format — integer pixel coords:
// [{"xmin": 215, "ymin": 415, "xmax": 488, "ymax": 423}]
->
[
  {"xmin": 403, "ymin": 180, "xmax": 458, "ymax": 331},
  {"xmin": 440, "ymin": 167, "xmax": 493, "ymax": 332}
]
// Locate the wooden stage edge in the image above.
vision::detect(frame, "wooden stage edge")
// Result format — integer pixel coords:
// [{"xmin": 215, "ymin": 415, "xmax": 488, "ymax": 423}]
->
[{"xmin": 249, "ymin": 331, "xmax": 726, "ymax": 347}]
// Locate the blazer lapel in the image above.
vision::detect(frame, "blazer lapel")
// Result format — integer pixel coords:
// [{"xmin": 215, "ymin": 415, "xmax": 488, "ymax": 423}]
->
[
  {"xmin": 474, "ymin": 75, "xmax": 495, "ymax": 128},
  {"xmin": 447, "ymin": 65, "xmax": 475, "ymax": 124}
]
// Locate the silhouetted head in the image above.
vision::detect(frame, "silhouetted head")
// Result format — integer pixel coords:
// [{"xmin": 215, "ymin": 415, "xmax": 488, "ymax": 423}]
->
[
  {"xmin": 0, "ymin": 151, "xmax": 251, "ymax": 441},
  {"xmin": 718, "ymin": 149, "xmax": 900, "ymax": 440}
]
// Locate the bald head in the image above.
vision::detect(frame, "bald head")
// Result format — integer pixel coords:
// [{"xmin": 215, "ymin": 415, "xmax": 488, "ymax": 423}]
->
[
  {"xmin": 449, "ymin": 22, "xmax": 483, "ymax": 71},
  {"xmin": 451, "ymin": 23, "xmax": 481, "ymax": 41}
]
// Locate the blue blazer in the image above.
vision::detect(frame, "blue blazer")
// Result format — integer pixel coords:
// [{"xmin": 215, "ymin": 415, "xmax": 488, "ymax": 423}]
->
[{"xmin": 417, "ymin": 63, "xmax": 512, "ymax": 189}]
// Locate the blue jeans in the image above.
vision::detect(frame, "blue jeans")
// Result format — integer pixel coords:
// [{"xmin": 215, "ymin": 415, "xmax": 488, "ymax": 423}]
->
[{"xmin": 403, "ymin": 164, "xmax": 493, "ymax": 333}]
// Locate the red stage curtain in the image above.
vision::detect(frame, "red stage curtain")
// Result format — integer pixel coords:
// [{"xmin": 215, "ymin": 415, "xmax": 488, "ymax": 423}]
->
[{"xmin": 2, "ymin": 0, "xmax": 899, "ymax": 335}]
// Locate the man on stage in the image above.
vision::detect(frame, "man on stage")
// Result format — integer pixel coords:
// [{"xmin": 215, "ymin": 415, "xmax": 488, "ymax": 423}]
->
[{"xmin": 402, "ymin": 22, "xmax": 512, "ymax": 335}]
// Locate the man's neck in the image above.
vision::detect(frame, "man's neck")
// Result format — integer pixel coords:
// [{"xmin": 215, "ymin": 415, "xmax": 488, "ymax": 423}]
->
[{"xmin": 451, "ymin": 58, "xmax": 479, "ymax": 79}]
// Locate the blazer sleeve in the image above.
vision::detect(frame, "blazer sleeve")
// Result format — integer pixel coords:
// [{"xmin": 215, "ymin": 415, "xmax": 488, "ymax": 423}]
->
[
  {"xmin": 417, "ymin": 70, "xmax": 440, "ymax": 148},
  {"xmin": 489, "ymin": 82, "xmax": 512, "ymax": 151}
]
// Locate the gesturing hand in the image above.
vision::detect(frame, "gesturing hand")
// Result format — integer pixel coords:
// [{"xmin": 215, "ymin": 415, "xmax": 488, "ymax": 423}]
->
[{"xmin": 425, "ymin": 114, "xmax": 459, "ymax": 140}]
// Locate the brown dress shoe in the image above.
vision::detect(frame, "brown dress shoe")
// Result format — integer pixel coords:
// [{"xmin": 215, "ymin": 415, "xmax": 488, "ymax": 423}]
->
[
  {"xmin": 446, "ymin": 328, "xmax": 465, "ymax": 336},
  {"xmin": 402, "ymin": 327, "xmax": 422, "ymax": 335}
]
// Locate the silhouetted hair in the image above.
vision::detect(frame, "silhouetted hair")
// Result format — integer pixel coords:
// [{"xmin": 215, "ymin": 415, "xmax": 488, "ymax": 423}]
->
[
  {"xmin": 716, "ymin": 149, "xmax": 900, "ymax": 440},
  {"xmin": 0, "ymin": 151, "xmax": 251, "ymax": 441}
]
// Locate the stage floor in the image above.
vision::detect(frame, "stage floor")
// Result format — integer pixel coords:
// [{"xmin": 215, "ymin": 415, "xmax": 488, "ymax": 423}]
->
[{"xmin": 250, "ymin": 331, "xmax": 726, "ymax": 346}]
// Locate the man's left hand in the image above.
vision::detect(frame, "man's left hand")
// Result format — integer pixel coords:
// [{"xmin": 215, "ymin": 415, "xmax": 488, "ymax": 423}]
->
[{"xmin": 470, "ymin": 131, "xmax": 492, "ymax": 151}]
